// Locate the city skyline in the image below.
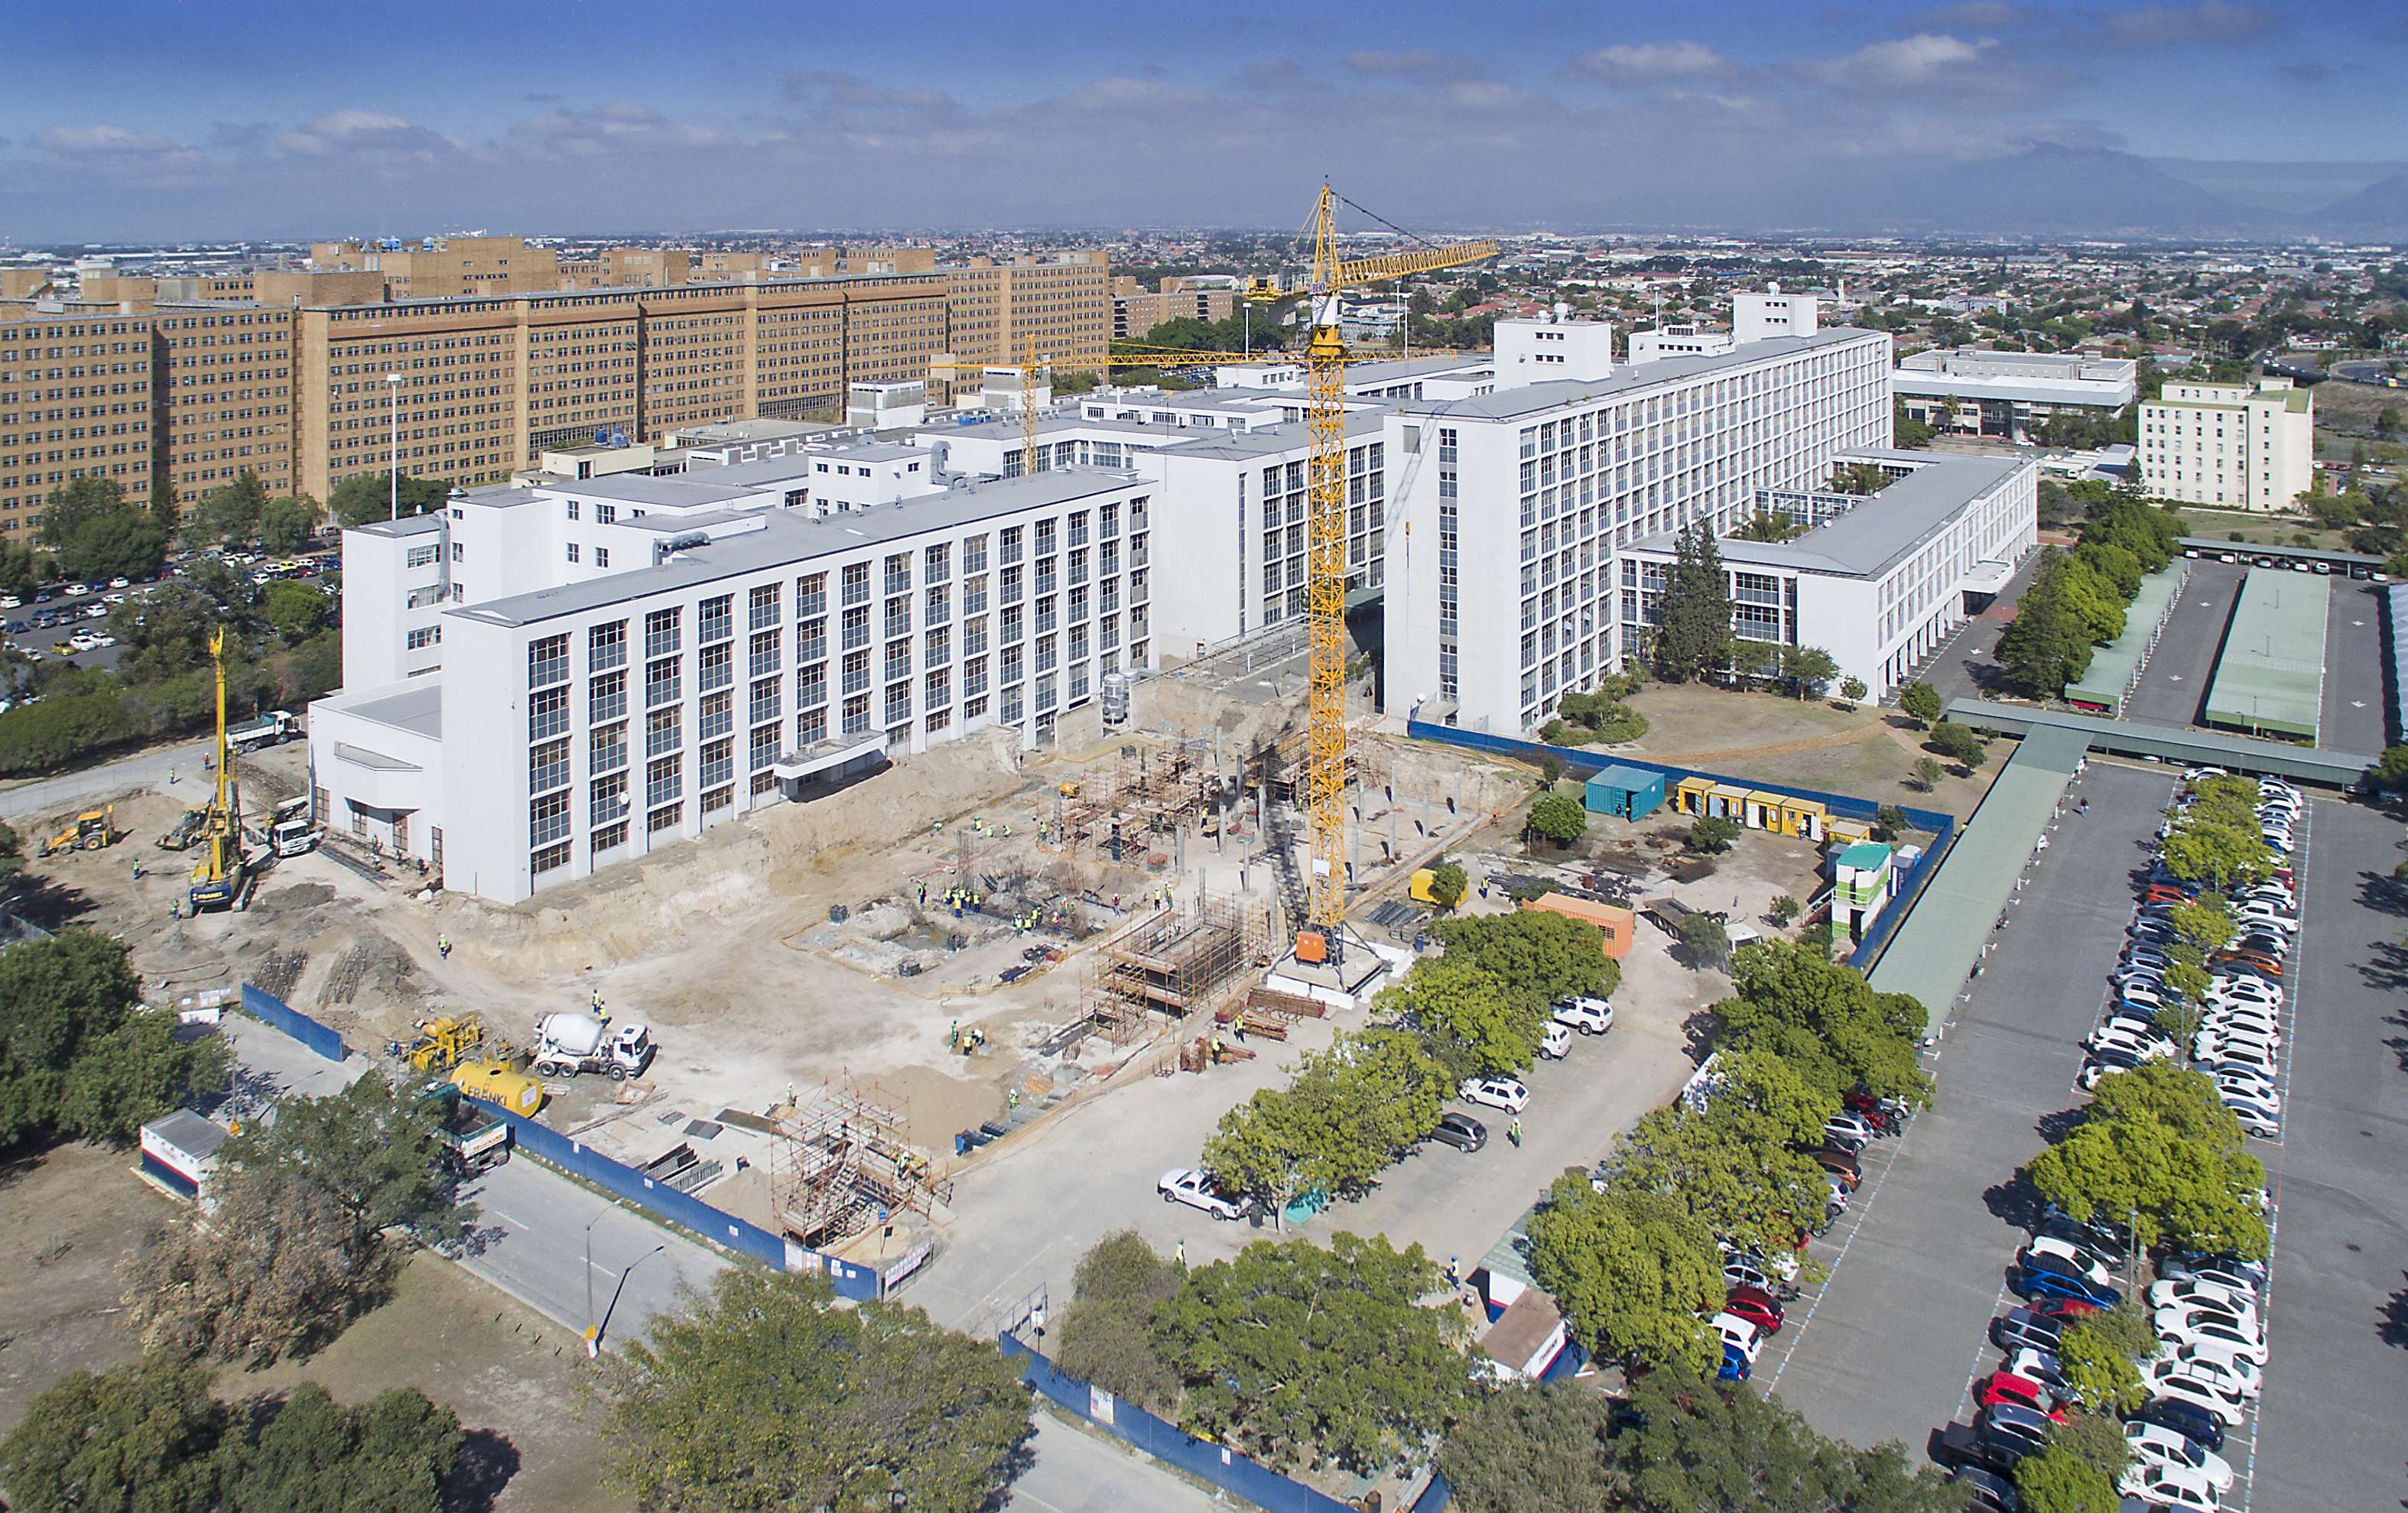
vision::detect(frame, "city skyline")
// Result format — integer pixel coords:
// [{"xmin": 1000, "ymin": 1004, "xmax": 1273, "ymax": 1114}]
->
[{"xmin": 3, "ymin": 0, "xmax": 2403, "ymax": 242}]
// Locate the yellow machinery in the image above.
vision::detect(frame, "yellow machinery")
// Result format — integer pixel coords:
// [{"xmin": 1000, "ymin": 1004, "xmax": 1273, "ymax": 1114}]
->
[
  {"xmin": 1116, "ymin": 187, "xmax": 1495, "ymax": 953},
  {"xmin": 405, "ymin": 1015, "xmax": 490, "ymax": 1073},
  {"xmin": 187, "ymin": 628, "xmax": 247, "ymax": 912},
  {"xmin": 37, "ymin": 805, "xmax": 115, "ymax": 858},
  {"xmin": 928, "ymin": 333, "xmax": 1049, "ymax": 477},
  {"xmin": 450, "ymin": 1058, "xmax": 544, "ymax": 1117}
]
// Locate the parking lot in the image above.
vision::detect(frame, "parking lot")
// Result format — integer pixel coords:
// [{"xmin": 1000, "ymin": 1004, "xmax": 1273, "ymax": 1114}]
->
[
  {"xmin": 2123, "ymin": 562, "xmax": 2237, "ymax": 726},
  {"xmin": 1766, "ymin": 761, "xmax": 2169, "ymax": 1452},
  {"xmin": 2317, "ymin": 578, "xmax": 2389, "ymax": 755},
  {"xmin": 2, "ymin": 548, "xmax": 336, "ymax": 683}
]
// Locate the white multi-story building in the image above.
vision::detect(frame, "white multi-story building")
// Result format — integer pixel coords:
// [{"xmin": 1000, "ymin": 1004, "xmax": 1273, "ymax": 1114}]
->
[
  {"xmin": 310, "ymin": 461, "xmax": 1156, "ymax": 902},
  {"xmin": 1892, "ymin": 348, "xmax": 2138, "ymax": 442},
  {"xmin": 1385, "ymin": 311, "xmax": 1896, "ymax": 735},
  {"xmin": 2137, "ymin": 376, "xmax": 2313, "ymax": 511},
  {"xmin": 1620, "ymin": 450, "xmax": 2039, "ymax": 698}
]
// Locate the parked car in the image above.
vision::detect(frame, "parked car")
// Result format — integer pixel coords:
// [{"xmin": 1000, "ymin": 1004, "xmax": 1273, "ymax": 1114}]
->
[
  {"xmin": 2025, "ymin": 1235, "xmax": 2114, "ymax": 1285},
  {"xmin": 1710, "ymin": 1312, "xmax": 1765, "ymax": 1362},
  {"xmin": 1721, "ymin": 1293, "xmax": 1783, "ymax": 1336},
  {"xmin": 2143, "ymin": 1357, "xmax": 2252, "ymax": 1423},
  {"xmin": 1821, "ymin": 1112, "xmax": 1877, "ymax": 1151},
  {"xmin": 2127, "ymin": 1395, "xmax": 2226, "ymax": 1453},
  {"xmin": 1977, "ymin": 1370, "xmax": 2067, "ymax": 1423},
  {"xmin": 1426, "ymin": 1112, "xmax": 1487, "ymax": 1152},
  {"xmin": 2158, "ymin": 1255, "xmax": 2267, "ymax": 1294},
  {"xmin": 1458, "ymin": 1076, "xmax": 1529, "ymax": 1113},
  {"xmin": 1948, "ymin": 1465, "xmax": 2019, "ymax": 1512},
  {"xmin": 1991, "ymin": 1307, "xmax": 2065, "ymax": 1356},
  {"xmin": 2029, "ymin": 1295, "xmax": 2101, "ymax": 1326},
  {"xmin": 1815, "ymin": 1149, "xmax": 1862, "ymax": 1189},
  {"xmin": 1539, "ymin": 1022, "xmax": 1571, "ymax": 1060},
  {"xmin": 1977, "ymin": 1402, "xmax": 2055, "ymax": 1461},
  {"xmin": 2155, "ymin": 1310, "xmax": 2267, "ymax": 1365},
  {"xmin": 2124, "ymin": 1419, "xmax": 2236, "ymax": 1492},
  {"xmin": 1156, "ymin": 1168, "xmax": 1248, "ymax": 1219},
  {"xmin": 2118, "ymin": 1461, "xmax": 2220, "ymax": 1512},
  {"xmin": 1725, "ymin": 1284, "xmax": 1785, "ymax": 1328},
  {"xmin": 2017, "ymin": 1262, "xmax": 2123, "ymax": 1310},
  {"xmin": 1716, "ymin": 1342, "xmax": 1750, "ymax": 1382},
  {"xmin": 1552, "ymin": 997, "xmax": 1613, "ymax": 1034}
]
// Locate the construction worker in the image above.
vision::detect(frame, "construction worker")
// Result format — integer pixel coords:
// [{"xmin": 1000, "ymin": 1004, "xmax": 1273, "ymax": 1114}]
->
[
  {"xmin": 167, "ymin": 765, "xmax": 177, "ymax": 785},
  {"xmin": 1210, "ymin": 1032, "xmax": 1223, "ymax": 1063},
  {"xmin": 590, "ymin": 987, "xmax": 605, "ymax": 1012},
  {"xmin": 1174, "ymin": 1238, "xmax": 1186, "ymax": 1268},
  {"xmin": 130, "ymin": 858, "xmax": 142, "ymax": 882},
  {"xmin": 437, "ymin": 933, "xmax": 450, "ymax": 961},
  {"xmin": 169, "ymin": 898, "xmax": 182, "ymax": 920},
  {"xmin": 918, "ymin": 881, "xmax": 928, "ymax": 905},
  {"xmin": 1445, "ymin": 1255, "xmax": 1461, "ymax": 1289},
  {"xmin": 1508, "ymin": 1117, "xmax": 1524, "ymax": 1149},
  {"xmin": 1233, "ymin": 1011, "xmax": 1247, "ymax": 1044}
]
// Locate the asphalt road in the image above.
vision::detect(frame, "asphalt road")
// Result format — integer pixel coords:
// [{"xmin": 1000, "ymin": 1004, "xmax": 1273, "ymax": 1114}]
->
[
  {"xmin": 459, "ymin": 1154, "xmax": 731, "ymax": 1350},
  {"xmin": 1908, "ymin": 550, "xmax": 2042, "ymax": 707},
  {"xmin": 2247, "ymin": 797, "xmax": 2408, "ymax": 1510},
  {"xmin": 1769, "ymin": 761, "xmax": 2167, "ymax": 1453},
  {"xmin": 2122, "ymin": 560, "xmax": 2240, "ymax": 727},
  {"xmin": 0, "ymin": 733, "xmax": 223, "ymax": 820},
  {"xmin": 2319, "ymin": 578, "xmax": 2390, "ymax": 755}
]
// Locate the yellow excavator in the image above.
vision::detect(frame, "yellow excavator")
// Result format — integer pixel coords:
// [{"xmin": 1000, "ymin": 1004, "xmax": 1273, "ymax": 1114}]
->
[
  {"xmin": 187, "ymin": 629, "xmax": 249, "ymax": 912},
  {"xmin": 37, "ymin": 805, "xmax": 115, "ymax": 858},
  {"xmin": 405, "ymin": 1015, "xmax": 491, "ymax": 1073}
]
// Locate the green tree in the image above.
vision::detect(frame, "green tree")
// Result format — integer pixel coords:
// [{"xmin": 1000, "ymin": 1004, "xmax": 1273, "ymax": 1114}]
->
[
  {"xmin": 1897, "ymin": 680, "xmax": 1944, "ymax": 728},
  {"xmin": 1781, "ymin": 645, "xmax": 1839, "ymax": 700},
  {"xmin": 1383, "ymin": 956, "xmax": 1546, "ymax": 1079},
  {"xmin": 1913, "ymin": 755, "xmax": 1944, "ymax": 791},
  {"xmin": 0, "ymin": 819, "xmax": 21, "ymax": 887},
  {"xmin": 1873, "ymin": 804, "xmax": 1909, "ymax": 842},
  {"xmin": 1653, "ymin": 523, "xmax": 1732, "ymax": 682},
  {"xmin": 1679, "ymin": 912, "xmax": 1732, "ymax": 969},
  {"xmin": 1608, "ymin": 1100, "xmax": 1829, "ymax": 1265},
  {"xmin": 230, "ymin": 1382, "xmax": 461, "ymax": 1513},
  {"xmin": 1436, "ymin": 1385, "xmax": 1626, "ymax": 1513},
  {"xmin": 260, "ymin": 580, "xmax": 333, "ymax": 641},
  {"xmin": 2158, "ymin": 817, "xmax": 2272, "ymax": 891},
  {"xmin": 1054, "ymin": 1229, "xmax": 1182, "ymax": 1411},
  {"xmin": 38, "ymin": 476, "xmax": 171, "ymax": 583},
  {"xmin": 2055, "ymin": 1307, "xmax": 2157, "ymax": 1413},
  {"xmin": 0, "ymin": 539, "xmax": 42, "ymax": 598},
  {"xmin": 0, "ymin": 1351, "xmax": 231, "ymax": 1512},
  {"xmin": 328, "ymin": 471, "xmax": 449, "ymax": 529},
  {"xmin": 1686, "ymin": 814, "xmax": 1741, "ymax": 854},
  {"xmin": 2014, "ymin": 1443, "xmax": 2120, "ymax": 1513},
  {"xmin": 1770, "ymin": 894, "xmax": 1802, "ymax": 925},
  {"xmin": 255, "ymin": 495, "xmax": 324, "ymax": 556},
  {"xmin": 2164, "ymin": 895, "xmax": 2236, "ymax": 956},
  {"xmin": 2371, "ymin": 743, "xmax": 2408, "ymax": 792},
  {"xmin": 2024, "ymin": 1063, "xmax": 2269, "ymax": 1262},
  {"xmin": 1152, "ymin": 1232, "xmax": 1468, "ymax": 1472},
  {"xmin": 601, "ymin": 1268, "xmax": 1030, "ymax": 1512},
  {"xmin": 0, "ymin": 928, "xmax": 228, "ymax": 1151},
  {"xmin": 1929, "ymin": 720, "xmax": 1987, "ymax": 769},
  {"xmin": 1428, "ymin": 860, "xmax": 1469, "ymax": 910},
  {"xmin": 1526, "ymin": 1177, "xmax": 1721, "ymax": 1372},
  {"xmin": 1431, "ymin": 911, "xmax": 1618, "ymax": 1014},
  {"xmin": 1838, "ymin": 675, "xmax": 1868, "ymax": 709},
  {"xmin": 227, "ymin": 1069, "xmax": 475, "ymax": 1249},
  {"xmin": 1201, "ymin": 1030, "xmax": 1447, "ymax": 1218},
  {"xmin": 1997, "ymin": 550, "xmax": 2100, "ymax": 696},
  {"xmin": 187, "ymin": 469, "xmax": 270, "ymax": 550},
  {"xmin": 1527, "ymin": 791, "xmax": 1589, "ymax": 848},
  {"xmin": 1605, "ymin": 1372, "xmax": 1962, "ymax": 1511},
  {"xmin": 124, "ymin": 1162, "xmax": 382, "ymax": 1365},
  {"xmin": 1711, "ymin": 941, "xmax": 1935, "ymax": 1109}
]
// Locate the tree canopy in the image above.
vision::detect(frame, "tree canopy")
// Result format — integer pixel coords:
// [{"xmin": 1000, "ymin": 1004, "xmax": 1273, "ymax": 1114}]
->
[
  {"xmin": 1152, "ymin": 1232, "xmax": 1468, "ymax": 1473},
  {"xmin": 1431, "ymin": 910, "xmax": 1619, "ymax": 1014},
  {"xmin": 1380, "ymin": 955, "xmax": 1548, "ymax": 1080},
  {"xmin": 1528, "ymin": 791, "xmax": 1590, "ymax": 847},
  {"xmin": 2024, "ymin": 1061, "xmax": 2268, "ymax": 1262},
  {"xmin": 1526, "ymin": 1177, "xmax": 1723, "ymax": 1373},
  {"xmin": 1897, "ymin": 680, "xmax": 1944, "ymax": 728},
  {"xmin": 1652, "ymin": 524, "xmax": 1732, "ymax": 682},
  {"xmin": 329, "ymin": 471, "xmax": 449, "ymax": 529},
  {"xmin": 600, "ymin": 1268, "xmax": 1031, "ymax": 1513},
  {"xmin": 37, "ymin": 476, "xmax": 171, "ymax": 583},
  {"xmin": 1054, "ymin": 1229, "xmax": 1185, "ymax": 1412},
  {"xmin": 1710, "ymin": 941, "xmax": 1933, "ymax": 1109},
  {"xmin": 0, "ymin": 928, "xmax": 227, "ymax": 1152}
]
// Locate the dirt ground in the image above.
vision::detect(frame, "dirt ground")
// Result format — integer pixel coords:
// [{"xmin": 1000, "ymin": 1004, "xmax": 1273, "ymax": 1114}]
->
[{"xmin": 0, "ymin": 1141, "xmax": 612, "ymax": 1512}]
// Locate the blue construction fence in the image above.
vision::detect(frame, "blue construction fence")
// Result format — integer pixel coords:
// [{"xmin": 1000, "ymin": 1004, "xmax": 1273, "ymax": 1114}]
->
[
  {"xmin": 239, "ymin": 982, "xmax": 346, "ymax": 1062},
  {"xmin": 464, "ymin": 1096, "xmax": 884, "ymax": 1301},
  {"xmin": 1002, "ymin": 1333, "xmax": 1364, "ymax": 1513},
  {"xmin": 1400, "ymin": 720, "xmax": 1958, "ymax": 978}
]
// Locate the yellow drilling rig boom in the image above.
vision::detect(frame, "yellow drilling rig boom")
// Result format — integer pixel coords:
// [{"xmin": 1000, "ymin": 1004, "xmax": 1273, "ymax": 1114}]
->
[{"xmin": 187, "ymin": 628, "xmax": 248, "ymax": 913}]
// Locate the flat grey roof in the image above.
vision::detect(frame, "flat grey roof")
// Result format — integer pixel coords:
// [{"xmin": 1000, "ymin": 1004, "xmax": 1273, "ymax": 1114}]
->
[
  {"xmin": 2179, "ymin": 537, "xmax": 2382, "ymax": 567},
  {"xmin": 1633, "ymin": 450, "xmax": 2027, "ymax": 581},
  {"xmin": 453, "ymin": 469, "xmax": 1145, "ymax": 629},
  {"xmin": 1945, "ymin": 700, "xmax": 2374, "ymax": 787},
  {"xmin": 350, "ymin": 512, "xmax": 445, "ymax": 540},
  {"xmin": 343, "ymin": 681, "xmax": 443, "ymax": 739},
  {"xmin": 542, "ymin": 473, "xmax": 756, "ymax": 508},
  {"xmin": 817, "ymin": 441, "xmax": 928, "ymax": 463},
  {"xmin": 145, "ymin": 1108, "xmax": 228, "ymax": 1158},
  {"xmin": 1170, "ymin": 411, "xmax": 1386, "ymax": 460},
  {"xmin": 1342, "ymin": 353, "xmax": 1493, "ymax": 386},
  {"xmin": 1890, "ymin": 371, "xmax": 2135, "ymax": 407},
  {"xmin": 1395, "ymin": 327, "xmax": 1876, "ymax": 420}
]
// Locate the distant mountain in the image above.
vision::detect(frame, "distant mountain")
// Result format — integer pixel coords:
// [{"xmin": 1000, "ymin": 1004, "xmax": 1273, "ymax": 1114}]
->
[
  {"xmin": 1843, "ymin": 145, "xmax": 2280, "ymax": 239},
  {"xmin": 2313, "ymin": 173, "xmax": 2408, "ymax": 238}
]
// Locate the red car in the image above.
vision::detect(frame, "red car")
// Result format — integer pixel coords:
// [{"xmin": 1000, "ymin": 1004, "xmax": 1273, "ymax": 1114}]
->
[
  {"xmin": 1978, "ymin": 1371, "xmax": 2069, "ymax": 1423},
  {"xmin": 2031, "ymin": 1296, "xmax": 2100, "ymax": 1324},
  {"xmin": 1725, "ymin": 1284, "xmax": 1786, "ymax": 1326},
  {"xmin": 1722, "ymin": 1294, "xmax": 1784, "ymax": 1336}
]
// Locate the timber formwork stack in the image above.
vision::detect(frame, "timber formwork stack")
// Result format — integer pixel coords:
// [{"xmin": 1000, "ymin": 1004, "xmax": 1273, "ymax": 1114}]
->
[
  {"xmin": 771, "ymin": 1080, "xmax": 947, "ymax": 1248},
  {"xmin": 1084, "ymin": 891, "xmax": 1270, "ymax": 1046}
]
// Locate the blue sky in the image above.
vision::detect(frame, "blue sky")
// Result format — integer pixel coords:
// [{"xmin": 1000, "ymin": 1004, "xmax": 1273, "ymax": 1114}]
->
[{"xmin": 2, "ymin": 0, "xmax": 2398, "ymax": 241}]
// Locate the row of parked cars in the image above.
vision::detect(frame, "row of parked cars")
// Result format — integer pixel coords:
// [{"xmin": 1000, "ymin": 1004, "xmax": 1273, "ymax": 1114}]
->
[
  {"xmin": 1704, "ymin": 1091, "xmax": 1913, "ymax": 1383},
  {"xmin": 1945, "ymin": 771, "xmax": 2300, "ymax": 1509},
  {"xmin": 1156, "ymin": 994, "xmax": 1620, "ymax": 1219}
]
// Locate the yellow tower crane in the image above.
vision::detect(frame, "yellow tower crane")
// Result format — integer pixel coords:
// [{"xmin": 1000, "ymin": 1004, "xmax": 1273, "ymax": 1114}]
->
[
  {"xmin": 1120, "ymin": 186, "xmax": 1494, "ymax": 956},
  {"xmin": 928, "ymin": 333, "xmax": 1049, "ymax": 477}
]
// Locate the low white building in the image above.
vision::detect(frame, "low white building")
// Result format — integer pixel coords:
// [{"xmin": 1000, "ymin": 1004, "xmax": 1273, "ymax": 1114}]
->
[
  {"xmin": 1892, "ymin": 348, "xmax": 2138, "ymax": 442},
  {"xmin": 2137, "ymin": 376, "xmax": 2313, "ymax": 511},
  {"xmin": 310, "ymin": 462, "xmax": 1158, "ymax": 901},
  {"xmin": 1619, "ymin": 450, "xmax": 2039, "ymax": 699}
]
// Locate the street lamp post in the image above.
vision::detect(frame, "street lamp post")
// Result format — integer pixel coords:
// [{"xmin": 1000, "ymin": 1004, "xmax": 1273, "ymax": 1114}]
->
[
  {"xmin": 593, "ymin": 1243, "xmax": 667, "ymax": 1356},
  {"xmin": 583, "ymin": 1212, "xmax": 604, "ymax": 1336},
  {"xmin": 385, "ymin": 372, "xmax": 404, "ymax": 521}
]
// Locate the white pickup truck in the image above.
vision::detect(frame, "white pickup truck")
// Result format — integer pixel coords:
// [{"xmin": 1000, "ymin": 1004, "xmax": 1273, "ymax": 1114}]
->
[{"xmin": 1157, "ymin": 1167, "xmax": 1248, "ymax": 1219}]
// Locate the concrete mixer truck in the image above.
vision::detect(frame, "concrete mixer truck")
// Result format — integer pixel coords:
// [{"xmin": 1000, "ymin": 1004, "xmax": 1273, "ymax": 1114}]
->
[{"xmin": 529, "ymin": 1011, "xmax": 656, "ymax": 1081}]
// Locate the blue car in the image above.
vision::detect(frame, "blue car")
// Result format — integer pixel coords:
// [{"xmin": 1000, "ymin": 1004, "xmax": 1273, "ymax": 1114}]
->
[
  {"xmin": 1717, "ymin": 1343, "xmax": 1751, "ymax": 1382},
  {"xmin": 2017, "ymin": 1262, "xmax": 2124, "ymax": 1309}
]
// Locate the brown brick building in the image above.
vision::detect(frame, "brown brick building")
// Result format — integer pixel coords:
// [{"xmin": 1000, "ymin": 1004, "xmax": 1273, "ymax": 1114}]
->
[{"xmin": 0, "ymin": 304, "xmax": 156, "ymax": 534}]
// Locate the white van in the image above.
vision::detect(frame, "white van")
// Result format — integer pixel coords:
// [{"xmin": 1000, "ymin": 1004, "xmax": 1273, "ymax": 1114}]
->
[{"xmin": 1539, "ymin": 1022, "xmax": 1571, "ymax": 1060}]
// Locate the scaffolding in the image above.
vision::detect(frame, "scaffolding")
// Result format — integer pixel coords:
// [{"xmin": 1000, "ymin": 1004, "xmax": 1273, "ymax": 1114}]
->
[
  {"xmin": 770, "ymin": 1078, "xmax": 949, "ymax": 1248},
  {"xmin": 1042, "ymin": 740, "xmax": 1220, "ymax": 861},
  {"xmin": 1084, "ymin": 890, "xmax": 1271, "ymax": 1046}
]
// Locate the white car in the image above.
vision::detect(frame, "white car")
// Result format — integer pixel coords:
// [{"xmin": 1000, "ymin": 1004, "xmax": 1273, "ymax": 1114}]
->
[
  {"xmin": 2234, "ymin": 907, "xmax": 2299, "ymax": 935},
  {"xmin": 2023, "ymin": 1235, "xmax": 2113, "ymax": 1287},
  {"xmin": 2198, "ymin": 1005, "xmax": 2282, "ymax": 1036},
  {"xmin": 1710, "ymin": 1311, "xmax": 1765, "ymax": 1362},
  {"xmin": 2183, "ymin": 766, "xmax": 2227, "ymax": 782},
  {"xmin": 1552, "ymin": 997, "xmax": 1613, "ymax": 1034},
  {"xmin": 2126, "ymin": 1420, "xmax": 2236, "ymax": 1492},
  {"xmin": 1156, "ymin": 1168, "xmax": 1247, "ymax": 1220},
  {"xmin": 2221, "ymin": 1083, "xmax": 2283, "ymax": 1118},
  {"xmin": 2156, "ymin": 1310, "xmax": 2268, "ymax": 1365},
  {"xmin": 1539, "ymin": 1022, "xmax": 1571, "ymax": 1060},
  {"xmin": 2119, "ymin": 1461, "xmax": 2220, "ymax": 1512},
  {"xmin": 2150, "ymin": 1278, "xmax": 2261, "ymax": 1320},
  {"xmin": 2208, "ymin": 981, "xmax": 2281, "ymax": 1011},
  {"xmin": 0, "ymin": 596, "xmax": 17, "ymax": 609},
  {"xmin": 1459, "ymin": 1076, "xmax": 1529, "ymax": 1113},
  {"xmin": 2088, "ymin": 1028, "xmax": 2174, "ymax": 1063},
  {"xmin": 2158, "ymin": 1343, "xmax": 2261, "ymax": 1398},
  {"xmin": 107, "ymin": 576, "xmax": 130, "ymax": 589},
  {"xmin": 65, "ymin": 632, "xmax": 100, "ymax": 651},
  {"xmin": 2197, "ymin": 1039, "xmax": 2280, "ymax": 1074},
  {"xmin": 2144, "ymin": 1358, "xmax": 2250, "ymax": 1425}
]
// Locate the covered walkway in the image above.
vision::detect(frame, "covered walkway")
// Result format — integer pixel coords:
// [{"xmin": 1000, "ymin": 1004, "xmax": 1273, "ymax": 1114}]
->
[{"xmin": 1943, "ymin": 700, "xmax": 2374, "ymax": 788}]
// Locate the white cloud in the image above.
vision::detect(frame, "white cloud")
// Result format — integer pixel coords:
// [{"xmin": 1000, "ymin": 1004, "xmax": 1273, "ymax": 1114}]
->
[
  {"xmin": 1566, "ymin": 40, "xmax": 1729, "ymax": 84},
  {"xmin": 31, "ymin": 125, "xmax": 180, "ymax": 155},
  {"xmin": 1800, "ymin": 34, "xmax": 1997, "ymax": 86}
]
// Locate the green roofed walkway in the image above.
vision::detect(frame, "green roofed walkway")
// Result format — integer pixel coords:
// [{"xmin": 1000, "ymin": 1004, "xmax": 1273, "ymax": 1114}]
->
[
  {"xmin": 1945, "ymin": 700, "xmax": 2374, "ymax": 787},
  {"xmin": 2205, "ymin": 567, "xmax": 2328, "ymax": 742},
  {"xmin": 1867, "ymin": 727, "xmax": 2089, "ymax": 1019},
  {"xmin": 2065, "ymin": 560, "xmax": 2189, "ymax": 716}
]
